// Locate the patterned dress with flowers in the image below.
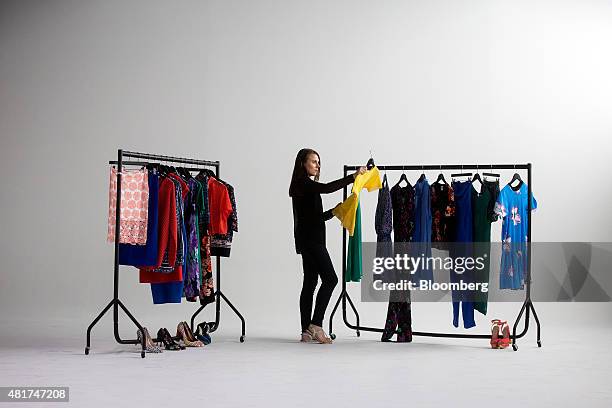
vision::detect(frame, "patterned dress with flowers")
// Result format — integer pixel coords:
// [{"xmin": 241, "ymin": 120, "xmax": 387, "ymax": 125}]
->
[{"xmin": 494, "ymin": 183, "xmax": 537, "ymax": 290}]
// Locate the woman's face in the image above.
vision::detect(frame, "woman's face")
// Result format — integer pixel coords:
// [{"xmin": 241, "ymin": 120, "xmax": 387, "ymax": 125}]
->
[{"xmin": 304, "ymin": 153, "xmax": 320, "ymax": 177}]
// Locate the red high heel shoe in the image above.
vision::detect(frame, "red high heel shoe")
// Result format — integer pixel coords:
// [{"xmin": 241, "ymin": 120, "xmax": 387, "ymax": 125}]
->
[
  {"xmin": 498, "ymin": 321, "xmax": 511, "ymax": 349},
  {"xmin": 490, "ymin": 319, "xmax": 510, "ymax": 349},
  {"xmin": 490, "ymin": 319, "xmax": 501, "ymax": 349}
]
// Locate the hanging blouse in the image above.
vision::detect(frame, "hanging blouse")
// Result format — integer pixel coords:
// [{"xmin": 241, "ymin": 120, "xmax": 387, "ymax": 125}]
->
[
  {"xmin": 139, "ymin": 177, "xmax": 182, "ymax": 284},
  {"xmin": 195, "ymin": 172, "xmax": 211, "ymax": 235},
  {"xmin": 430, "ymin": 182, "xmax": 456, "ymax": 250},
  {"xmin": 332, "ymin": 166, "xmax": 382, "ymax": 236},
  {"xmin": 390, "ymin": 182, "xmax": 414, "ymax": 243},
  {"xmin": 183, "ymin": 178, "xmax": 202, "ymax": 300},
  {"xmin": 207, "ymin": 177, "xmax": 233, "ymax": 236},
  {"xmin": 412, "ymin": 178, "xmax": 433, "ymax": 282},
  {"xmin": 211, "ymin": 181, "xmax": 238, "ymax": 257},
  {"xmin": 107, "ymin": 167, "xmax": 149, "ymax": 245},
  {"xmin": 119, "ymin": 170, "xmax": 159, "ymax": 266},
  {"xmin": 375, "ymin": 174, "xmax": 392, "ymax": 244}
]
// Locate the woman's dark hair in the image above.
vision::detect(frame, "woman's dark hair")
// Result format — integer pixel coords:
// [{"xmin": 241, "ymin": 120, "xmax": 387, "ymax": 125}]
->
[{"xmin": 289, "ymin": 148, "xmax": 320, "ymax": 196}]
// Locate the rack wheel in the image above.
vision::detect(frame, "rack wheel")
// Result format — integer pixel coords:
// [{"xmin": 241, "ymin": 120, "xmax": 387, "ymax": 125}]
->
[
  {"xmin": 85, "ymin": 347, "xmax": 89, "ymax": 355},
  {"xmin": 537, "ymin": 340, "xmax": 542, "ymax": 347},
  {"xmin": 356, "ymin": 331, "xmax": 360, "ymax": 337},
  {"xmin": 141, "ymin": 351, "xmax": 145, "ymax": 358},
  {"xmin": 240, "ymin": 335, "xmax": 245, "ymax": 343},
  {"xmin": 330, "ymin": 333, "xmax": 336, "ymax": 340},
  {"xmin": 512, "ymin": 344, "xmax": 518, "ymax": 351}
]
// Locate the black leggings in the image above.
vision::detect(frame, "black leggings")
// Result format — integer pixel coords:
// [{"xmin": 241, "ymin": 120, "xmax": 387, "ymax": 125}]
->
[{"xmin": 299, "ymin": 244, "xmax": 339, "ymax": 332}]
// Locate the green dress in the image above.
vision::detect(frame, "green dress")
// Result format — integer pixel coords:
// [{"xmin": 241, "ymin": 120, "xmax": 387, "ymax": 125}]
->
[
  {"xmin": 472, "ymin": 187, "xmax": 492, "ymax": 315},
  {"xmin": 346, "ymin": 202, "xmax": 362, "ymax": 282}
]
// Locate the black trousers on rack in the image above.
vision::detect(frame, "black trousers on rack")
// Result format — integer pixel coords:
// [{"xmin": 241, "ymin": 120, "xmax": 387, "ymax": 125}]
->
[{"xmin": 299, "ymin": 244, "xmax": 338, "ymax": 332}]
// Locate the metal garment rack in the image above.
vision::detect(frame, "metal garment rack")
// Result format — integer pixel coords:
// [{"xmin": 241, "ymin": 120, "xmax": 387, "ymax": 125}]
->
[
  {"xmin": 86, "ymin": 149, "xmax": 245, "ymax": 358},
  {"xmin": 329, "ymin": 163, "xmax": 541, "ymax": 351}
]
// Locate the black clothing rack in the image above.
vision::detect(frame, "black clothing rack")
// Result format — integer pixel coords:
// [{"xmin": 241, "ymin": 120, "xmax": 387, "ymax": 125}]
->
[
  {"xmin": 329, "ymin": 163, "xmax": 541, "ymax": 351},
  {"xmin": 86, "ymin": 149, "xmax": 245, "ymax": 358}
]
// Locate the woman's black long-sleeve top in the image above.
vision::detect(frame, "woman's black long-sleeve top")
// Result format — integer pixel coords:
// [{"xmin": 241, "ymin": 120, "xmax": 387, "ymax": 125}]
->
[{"xmin": 291, "ymin": 174, "xmax": 354, "ymax": 254}]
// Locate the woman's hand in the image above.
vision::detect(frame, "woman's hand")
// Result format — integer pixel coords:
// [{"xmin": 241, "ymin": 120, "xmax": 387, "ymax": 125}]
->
[{"xmin": 352, "ymin": 166, "xmax": 367, "ymax": 179}]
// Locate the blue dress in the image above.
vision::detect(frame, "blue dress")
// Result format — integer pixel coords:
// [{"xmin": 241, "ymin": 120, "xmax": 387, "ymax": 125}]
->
[
  {"xmin": 495, "ymin": 183, "xmax": 537, "ymax": 290},
  {"xmin": 412, "ymin": 178, "xmax": 433, "ymax": 283},
  {"xmin": 450, "ymin": 180, "xmax": 475, "ymax": 329}
]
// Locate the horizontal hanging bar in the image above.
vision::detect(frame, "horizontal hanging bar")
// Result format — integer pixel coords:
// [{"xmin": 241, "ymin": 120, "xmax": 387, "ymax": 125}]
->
[
  {"xmin": 109, "ymin": 160, "xmax": 217, "ymax": 171},
  {"xmin": 344, "ymin": 164, "xmax": 530, "ymax": 171},
  {"xmin": 121, "ymin": 150, "xmax": 219, "ymax": 166}
]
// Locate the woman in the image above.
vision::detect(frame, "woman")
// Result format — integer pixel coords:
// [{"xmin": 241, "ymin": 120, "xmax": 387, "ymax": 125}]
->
[{"xmin": 289, "ymin": 148, "xmax": 366, "ymax": 344}]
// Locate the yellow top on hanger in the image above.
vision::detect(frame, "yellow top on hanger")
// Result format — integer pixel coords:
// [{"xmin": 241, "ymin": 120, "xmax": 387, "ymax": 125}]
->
[{"xmin": 332, "ymin": 166, "xmax": 382, "ymax": 236}]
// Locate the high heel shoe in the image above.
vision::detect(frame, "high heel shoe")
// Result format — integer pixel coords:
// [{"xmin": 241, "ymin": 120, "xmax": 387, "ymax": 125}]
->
[
  {"xmin": 195, "ymin": 322, "xmax": 212, "ymax": 345},
  {"xmin": 490, "ymin": 319, "xmax": 510, "ymax": 349},
  {"xmin": 177, "ymin": 322, "xmax": 204, "ymax": 347},
  {"xmin": 157, "ymin": 328, "xmax": 183, "ymax": 351},
  {"xmin": 490, "ymin": 319, "xmax": 501, "ymax": 349},
  {"xmin": 137, "ymin": 327, "xmax": 162, "ymax": 353},
  {"xmin": 498, "ymin": 321, "xmax": 511, "ymax": 349},
  {"xmin": 307, "ymin": 324, "xmax": 333, "ymax": 344}
]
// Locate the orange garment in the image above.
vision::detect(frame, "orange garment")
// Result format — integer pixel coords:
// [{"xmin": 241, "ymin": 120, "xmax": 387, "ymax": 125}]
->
[{"xmin": 208, "ymin": 177, "xmax": 233, "ymax": 235}]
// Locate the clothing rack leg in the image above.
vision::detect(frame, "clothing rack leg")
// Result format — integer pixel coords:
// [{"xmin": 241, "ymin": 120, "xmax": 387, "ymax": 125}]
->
[
  {"xmin": 529, "ymin": 301, "xmax": 542, "ymax": 347},
  {"xmin": 209, "ymin": 257, "xmax": 222, "ymax": 333},
  {"xmin": 344, "ymin": 292, "xmax": 361, "ymax": 337},
  {"xmin": 328, "ymin": 291, "xmax": 344, "ymax": 339},
  {"xmin": 190, "ymin": 305, "xmax": 205, "ymax": 333},
  {"xmin": 85, "ymin": 299, "xmax": 115, "ymax": 355},
  {"xmin": 85, "ymin": 298, "xmax": 146, "ymax": 358},
  {"xmin": 218, "ymin": 291, "xmax": 246, "ymax": 342},
  {"xmin": 511, "ymin": 300, "xmax": 529, "ymax": 351},
  {"xmin": 116, "ymin": 299, "xmax": 145, "ymax": 344}
]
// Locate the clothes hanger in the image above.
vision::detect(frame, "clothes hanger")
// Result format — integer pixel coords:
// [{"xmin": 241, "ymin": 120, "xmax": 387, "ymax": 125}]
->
[
  {"xmin": 483, "ymin": 165, "xmax": 500, "ymax": 180},
  {"xmin": 153, "ymin": 162, "xmax": 168, "ymax": 177},
  {"xmin": 417, "ymin": 165, "xmax": 426, "ymax": 182},
  {"xmin": 434, "ymin": 165, "xmax": 448, "ymax": 187},
  {"xmin": 508, "ymin": 166, "xmax": 523, "ymax": 190},
  {"xmin": 451, "ymin": 165, "xmax": 472, "ymax": 182},
  {"xmin": 176, "ymin": 167, "xmax": 192, "ymax": 181},
  {"xmin": 471, "ymin": 165, "xmax": 483, "ymax": 194},
  {"xmin": 366, "ymin": 149, "xmax": 375, "ymax": 170},
  {"xmin": 396, "ymin": 165, "xmax": 411, "ymax": 187},
  {"xmin": 472, "ymin": 165, "xmax": 482, "ymax": 184}
]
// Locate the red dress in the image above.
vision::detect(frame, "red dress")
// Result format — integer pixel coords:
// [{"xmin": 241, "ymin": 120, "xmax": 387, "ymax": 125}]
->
[{"xmin": 139, "ymin": 177, "xmax": 181, "ymax": 283}]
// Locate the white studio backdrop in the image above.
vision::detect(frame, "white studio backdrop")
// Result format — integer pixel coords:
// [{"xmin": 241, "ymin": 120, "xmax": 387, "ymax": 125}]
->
[{"xmin": 0, "ymin": 0, "xmax": 611, "ymax": 340}]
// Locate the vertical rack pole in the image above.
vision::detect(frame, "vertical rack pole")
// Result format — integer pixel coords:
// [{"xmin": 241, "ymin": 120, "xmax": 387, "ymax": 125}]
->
[
  {"xmin": 342, "ymin": 166, "xmax": 347, "ymax": 326},
  {"xmin": 527, "ymin": 163, "xmax": 541, "ymax": 347},
  {"xmin": 112, "ymin": 149, "xmax": 122, "ymax": 343},
  {"xmin": 214, "ymin": 163, "xmax": 222, "ymax": 331},
  {"xmin": 527, "ymin": 162, "xmax": 532, "ymax": 301}
]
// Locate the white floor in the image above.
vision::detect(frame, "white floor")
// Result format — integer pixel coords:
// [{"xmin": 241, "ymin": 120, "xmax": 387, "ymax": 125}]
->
[{"xmin": 1, "ymin": 319, "xmax": 611, "ymax": 408}]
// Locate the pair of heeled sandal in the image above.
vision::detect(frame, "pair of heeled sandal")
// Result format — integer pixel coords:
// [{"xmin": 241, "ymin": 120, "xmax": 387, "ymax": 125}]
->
[
  {"xmin": 137, "ymin": 327, "xmax": 163, "ymax": 353},
  {"xmin": 175, "ymin": 322, "xmax": 205, "ymax": 348},
  {"xmin": 300, "ymin": 324, "xmax": 333, "ymax": 344},
  {"xmin": 490, "ymin": 319, "xmax": 511, "ymax": 349}
]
